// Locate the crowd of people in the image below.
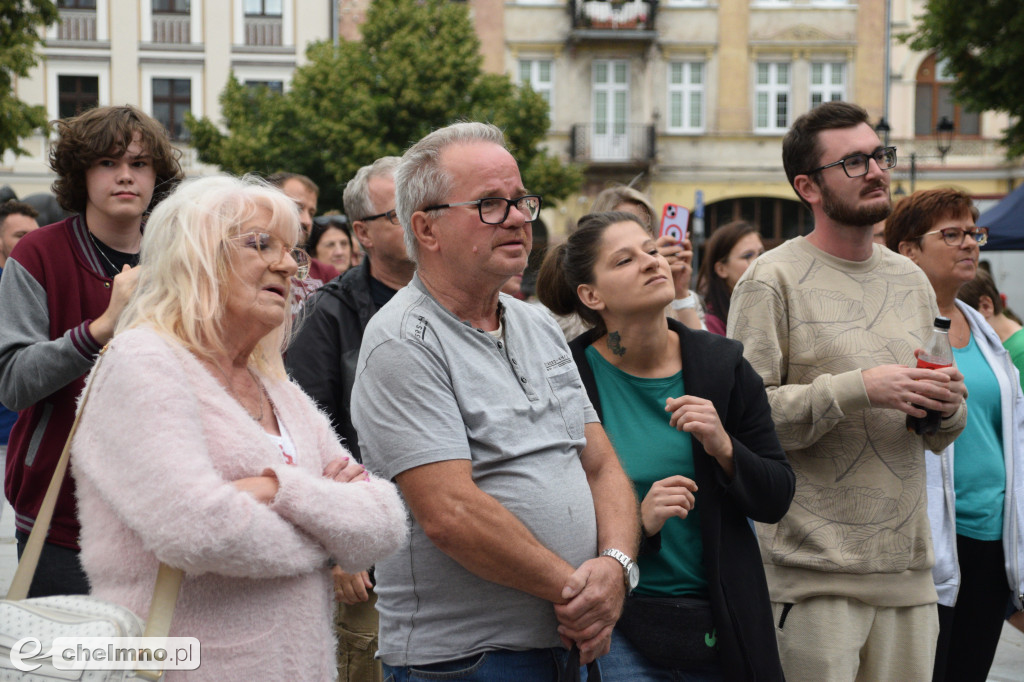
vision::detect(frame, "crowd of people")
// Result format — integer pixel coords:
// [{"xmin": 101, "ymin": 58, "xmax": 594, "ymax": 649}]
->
[{"xmin": 0, "ymin": 99, "xmax": 1020, "ymax": 682}]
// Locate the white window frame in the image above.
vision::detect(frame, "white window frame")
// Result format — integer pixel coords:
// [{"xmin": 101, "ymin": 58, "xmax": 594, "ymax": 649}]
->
[
  {"xmin": 141, "ymin": 62, "xmax": 204, "ymax": 138},
  {"xmin": 46, "ymin": 0, "xmax": 109, "ymax": 41},
  {"xmin": 754, "ymin": 62, "xmax": 790, "ymax": 134},
  {"xmin": 518, "ymin": 58, "xmax": 554, "ymax": 112},
  {"xmin": 233, "ymin": 64, "xmax": 293, "ymax": 93},
  {"xmin": 141, "ymin": 0, "xmax": 203, "ymax": 44},
  {"xmin": 809, "ymin": 62, "xmax": 846, "ymax": 109},
  {"xmin": 47, "ymin": 64, "xmax": 110, "ymax": 123},
  {"xmin": 666, "ymin": 60, "xmax": 705, "ymax": 134},
  {"xmin": 233, "ymin": 0, "xmax": 293, "ymax": 47}
]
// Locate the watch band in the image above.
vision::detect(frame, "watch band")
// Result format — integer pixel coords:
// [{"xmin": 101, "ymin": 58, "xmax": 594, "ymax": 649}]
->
[
  {"xmin": 671, "ymin": 293, "xmax": 697, "ymax": 310},
  {"xmin": 600, "ymin": 548, "xmax": 639, "ymax": 594}
]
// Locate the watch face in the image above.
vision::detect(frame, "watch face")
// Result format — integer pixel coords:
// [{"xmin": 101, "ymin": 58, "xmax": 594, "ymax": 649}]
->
[{"xmin": 628, "ymin": 563, "xmax": 640, "ymax": 589}]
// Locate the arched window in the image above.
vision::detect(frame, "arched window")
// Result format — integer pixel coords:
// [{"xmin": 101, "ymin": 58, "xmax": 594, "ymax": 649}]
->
[{"xmin": 915, "ymin": 53, "xmax": 980, "ymax": 137}]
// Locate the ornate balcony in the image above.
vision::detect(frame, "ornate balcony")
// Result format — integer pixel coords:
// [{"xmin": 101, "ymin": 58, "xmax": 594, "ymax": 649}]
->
[
  {"xmin": 570, "ymin": 0, "xmax": 658, "ymax": 41},
  {"xmin": 152, "ymin": 14, "xmax": 191, "ymax": 44},
  {"xmin": 570, "ymin": 123, "xmax": 656, "ymax": 165},
  {"xmin": 244, "ymin": 16, "xmax": 283, "ymax": 47},
  {"xmin": 56, "ymin": 9, "xmax": 97, "ymax": 42}
]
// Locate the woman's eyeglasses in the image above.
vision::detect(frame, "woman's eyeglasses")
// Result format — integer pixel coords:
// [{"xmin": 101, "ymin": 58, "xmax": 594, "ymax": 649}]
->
[
  {"xmin": 231, "ymin": 232, "xmax": 311, "ymax": 279},
  {"xmin": 919, "ymin": 226, "xmax": 989, "ymax": 248}
]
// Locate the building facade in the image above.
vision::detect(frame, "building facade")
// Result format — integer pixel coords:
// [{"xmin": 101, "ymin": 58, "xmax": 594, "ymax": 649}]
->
[
  {"xmin": 2, "ymin": 0, "xmax": 330, "ymax": 198},
  {"xmin": 4, "ymin": 0, "xmax": 1019, "ymax": 244},
  {"xmin": 497, "ymin": 0, "xmax": 1020, "ymax": 240}
]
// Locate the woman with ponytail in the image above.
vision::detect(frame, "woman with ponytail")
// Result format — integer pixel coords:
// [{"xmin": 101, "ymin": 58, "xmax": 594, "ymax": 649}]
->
[{"xmin": 536, "ymin": 211, "xmax": 793, "ymax": 681}]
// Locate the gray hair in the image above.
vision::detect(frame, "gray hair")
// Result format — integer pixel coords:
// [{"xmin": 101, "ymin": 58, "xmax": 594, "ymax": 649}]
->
[
  {"xmin": 343, "ymin": 156, "xmax": 401, "ymax": 223},
  {"xmin": 395, "ymin": 122, "xmax": 507, "ymax": 262},
  {"xmin": 591, "ymin": 185, "xmax": 656, "ymax": 234}
]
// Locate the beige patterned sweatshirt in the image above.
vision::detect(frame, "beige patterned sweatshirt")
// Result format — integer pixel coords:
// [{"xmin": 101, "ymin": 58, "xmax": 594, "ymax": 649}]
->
[{"xmin": 727, "ymin": 236, "xmax": 967, "ymax": 607}]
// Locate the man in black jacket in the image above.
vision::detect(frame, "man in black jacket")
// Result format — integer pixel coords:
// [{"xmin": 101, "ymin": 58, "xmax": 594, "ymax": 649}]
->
[
  {"xmin": 285, "ymin": 156, "xmax": 411, "ymax": 682},
  {"xmin": 287, "ymin": 156, "xmax": 411, "ymax": 459}
]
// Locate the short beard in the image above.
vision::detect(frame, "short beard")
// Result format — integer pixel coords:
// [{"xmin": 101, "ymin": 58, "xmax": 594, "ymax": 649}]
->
[{"xmin": 820, "ymin": 182, "xmax": 892, "ymax": 228}]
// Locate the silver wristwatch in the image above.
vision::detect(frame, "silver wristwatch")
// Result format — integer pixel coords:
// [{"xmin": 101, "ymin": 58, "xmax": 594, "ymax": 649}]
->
[{"xmin": 601, "ymin": 548, "xmax": 639, "ymax": 595}]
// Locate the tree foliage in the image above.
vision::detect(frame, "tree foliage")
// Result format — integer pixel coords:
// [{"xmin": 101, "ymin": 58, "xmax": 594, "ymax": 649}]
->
[
  {"xmin": 907, "ymin": 0, "xmax": 1024, "ymax": 157},
  {"xmin": 188, "ymin": 0, "xmax": 580, "ymax": 211},
  {"xmin": 0, "ymin": 0, "xmax": 59, "ymax": 157}
]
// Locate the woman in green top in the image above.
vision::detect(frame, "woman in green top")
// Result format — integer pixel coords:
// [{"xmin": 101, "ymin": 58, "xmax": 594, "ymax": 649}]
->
[{"xmin": 536, "ymin": 212, "xmax": 794, "ymax": 681}]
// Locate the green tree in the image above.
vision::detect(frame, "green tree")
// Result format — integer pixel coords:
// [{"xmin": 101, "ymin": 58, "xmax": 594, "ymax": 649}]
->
[
  {"xmin": 907, "ymin": 0, "xmax": 1024, "ymax": 157},
  {"xmin": 188, "ymin": 0, "xmax": 580, "ymax": 211},
  {"xmin": 0, "ymin": 1, "xmax": 59, "ymax": 157}
]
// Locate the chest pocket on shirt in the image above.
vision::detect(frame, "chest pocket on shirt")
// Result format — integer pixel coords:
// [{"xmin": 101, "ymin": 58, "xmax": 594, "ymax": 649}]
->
[{"xmin": 547, "ymin": 369, "xmax": 585, "ymax": 440}]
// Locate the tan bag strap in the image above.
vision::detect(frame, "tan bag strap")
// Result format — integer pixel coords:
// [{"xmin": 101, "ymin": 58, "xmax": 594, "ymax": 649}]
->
[{"xmin": 6, "ymin": 346, "xmax": 185, "ymax": 643}]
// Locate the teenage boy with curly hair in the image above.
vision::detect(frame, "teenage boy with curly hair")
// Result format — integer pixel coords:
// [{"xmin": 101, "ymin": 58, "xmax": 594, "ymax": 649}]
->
[{"xmin": 0, "ymin": 105, "xmax": 182, "ymax": 596}]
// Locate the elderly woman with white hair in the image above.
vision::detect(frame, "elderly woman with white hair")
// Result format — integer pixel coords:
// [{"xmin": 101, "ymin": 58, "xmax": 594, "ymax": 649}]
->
[{"xmin": 70, "ymin": 174, "xmax": 408, "ymax": 681}]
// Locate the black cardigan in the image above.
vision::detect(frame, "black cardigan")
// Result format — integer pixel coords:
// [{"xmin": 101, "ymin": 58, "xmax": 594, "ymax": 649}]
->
[{"xmin": 569, "ymin": 318, "xmax": 794, "ymax": 682}]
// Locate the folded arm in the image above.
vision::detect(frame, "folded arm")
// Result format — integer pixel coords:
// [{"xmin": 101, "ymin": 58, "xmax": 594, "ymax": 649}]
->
[{"xmin": 72, "ymin": 338, "xmax": 330, "ymax": 578}]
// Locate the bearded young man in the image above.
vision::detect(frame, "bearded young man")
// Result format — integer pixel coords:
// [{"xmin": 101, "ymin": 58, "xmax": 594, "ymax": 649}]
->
[{"xmin": 726, "ymin": 101, "xmax": 967, "ymax": 682}]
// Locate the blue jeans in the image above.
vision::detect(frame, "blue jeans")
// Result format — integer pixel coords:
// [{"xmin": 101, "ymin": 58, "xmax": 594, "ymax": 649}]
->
[
  {"xmin": 599, "ymin": 629, "xmax": 723, "ymax": 682},
  {"xmin": 383, "ymin": 648, "xmax": 585, "ymax": 682}
]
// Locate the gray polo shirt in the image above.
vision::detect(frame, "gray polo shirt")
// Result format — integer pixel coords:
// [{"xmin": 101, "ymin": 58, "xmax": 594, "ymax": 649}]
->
[{"xmin": 351, "ymin": 274, "xmax": 600, "ymax": 666}]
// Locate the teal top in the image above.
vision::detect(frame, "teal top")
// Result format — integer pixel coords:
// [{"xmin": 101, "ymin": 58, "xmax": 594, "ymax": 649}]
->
[
  {"xmin": 952, "ymin": 333, "xmax": 1005, "ymax": 541},
  {"xmin": 585, "ymin": 345, "xmax": 707, "ymax": 597},
  {"xmin": 1002, "ymin": 328, "xmax": 1024, "ymax": 379}
]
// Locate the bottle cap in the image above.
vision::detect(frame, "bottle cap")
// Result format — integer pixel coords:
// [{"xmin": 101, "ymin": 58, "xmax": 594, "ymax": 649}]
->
[{"xmin": 934, "ymin": 316, "xmax": 951, "ymax": 330}]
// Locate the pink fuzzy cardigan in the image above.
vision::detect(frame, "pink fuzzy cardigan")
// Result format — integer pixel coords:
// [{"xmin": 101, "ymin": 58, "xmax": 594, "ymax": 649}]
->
[{"xmin": 70, "ymin": 327, "xmax": 408, "ymax": 681}]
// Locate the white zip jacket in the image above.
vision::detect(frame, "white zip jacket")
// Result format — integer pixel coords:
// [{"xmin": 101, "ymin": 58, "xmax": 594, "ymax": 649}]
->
[{"xmin": 926, "ymin": 299, "xmax": 1024, "ymax": 609}]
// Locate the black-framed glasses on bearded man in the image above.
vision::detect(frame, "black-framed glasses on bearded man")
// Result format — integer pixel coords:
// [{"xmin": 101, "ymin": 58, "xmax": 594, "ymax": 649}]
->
[
  {"xmin": 357, "ymin": 209, "xmax": 399, "ymax": 225},
  {"xmin": 423, "ymin": 195, "xmax": 542, "ymax": 225},
  {"xmin": 919, "ymin": 226, "xmax": 989, "ymax": 248},
  {"xmin": 803, "ymin": 146, "xmax": 898, "ymax": 178},
  {"xmin": 231, "ymin": 231, "xmax": 311, "ymax": 279}
]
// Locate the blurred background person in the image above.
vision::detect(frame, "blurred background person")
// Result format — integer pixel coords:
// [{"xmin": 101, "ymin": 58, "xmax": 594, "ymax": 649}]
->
[
  {"xmin": 697, "ymin": 221, "xmax": 764, "ymax": 336},
  {"xmin": 309, "ymin": 215, "xmax": 355, "ymax": 275},
  {"xmin": 957, "ymin": 268, "xmax": 1024, "ymax": 377},
  {"xmin": 0, "ymin": 201, "xmax": 40, "ymax": 270},
  {"xmin": 72, "ymin": 174, "xmax": 407, "ymax": 681},
  {"xmin": 872, "ymin": 219, "xmax": 887, "ymax": 245},
  {"xmin": 267, "ymin": 172, "xmax": 338, "ymax": 312},
  {"xmin": 0, "ymin": 200, "xmax": 40, "ymax": 524},
  {"xmin": 537, "ymin": 211, "xmax": 793, "ymax": 681},
  {"xmin": 886, "ymin": 187, "xmax": 1024, "ymax": 682}
]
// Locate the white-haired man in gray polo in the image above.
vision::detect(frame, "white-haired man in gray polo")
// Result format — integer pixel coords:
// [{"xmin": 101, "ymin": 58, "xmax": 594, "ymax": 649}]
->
[{"xmin": 352, "ymin": 122, "xmax": 639, "ymax": 681}]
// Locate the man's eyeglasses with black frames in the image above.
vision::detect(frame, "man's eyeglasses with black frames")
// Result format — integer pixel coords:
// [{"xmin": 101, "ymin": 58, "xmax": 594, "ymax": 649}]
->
[
  {"xmin": 803, "ymin": 147, "xmax": 898, "ymax": 178},
  {"xmin": 357, "ymin": 209, "xmax": 399, "ymax": 225},
  {"xmin": 423, "ymin": 195, "xmax": 542, "ymax": 225}
]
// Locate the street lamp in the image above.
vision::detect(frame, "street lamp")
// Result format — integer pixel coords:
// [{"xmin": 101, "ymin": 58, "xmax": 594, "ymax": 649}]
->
[
  {"xmin": 936, "ymin": 116, "xmax": 954, "ymax": 161},
  {"xmin": 905, "ymin": 117, "xmax": 956, "ymax": 193},
  {"xmin": 875, "ymin": 118, "xmax": 891, "ymax": 147}
]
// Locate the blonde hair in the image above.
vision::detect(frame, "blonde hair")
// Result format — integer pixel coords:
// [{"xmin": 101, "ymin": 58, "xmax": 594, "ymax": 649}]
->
[{"xmin": 116, "ymin": 174, "xmax": 301, "ymax": 379}]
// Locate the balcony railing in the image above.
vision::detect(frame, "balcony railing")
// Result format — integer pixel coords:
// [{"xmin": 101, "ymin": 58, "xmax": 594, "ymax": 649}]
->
[
  {"xmin": 152, "ymin": 14, "xmax": 191, "ymax": 44},
  {"xmin": 571, "ymin": 0, "xmax": 658, "ymax": 32},
  {"xmin": 570, "ymin": 123, "xmax": 656, "ymax": 164},
  {"xmin": 244, "ymin": 15, "xmax": 283, "ymax": 47},
  {"xmin": 56, "ymin": 9, "xmax": 97, "ymax": 42}
]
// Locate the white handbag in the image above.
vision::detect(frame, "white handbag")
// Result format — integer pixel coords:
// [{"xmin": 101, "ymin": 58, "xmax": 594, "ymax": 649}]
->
[{"xmin": 0, "ymin": 348, "xmax": 184, "ymax": 681}]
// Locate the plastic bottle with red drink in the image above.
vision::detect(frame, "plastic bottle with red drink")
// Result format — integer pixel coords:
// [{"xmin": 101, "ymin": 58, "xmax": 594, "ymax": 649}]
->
[{"xmin": 906, "ymin": 316, "xmax": 954, "ymax": 435}]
